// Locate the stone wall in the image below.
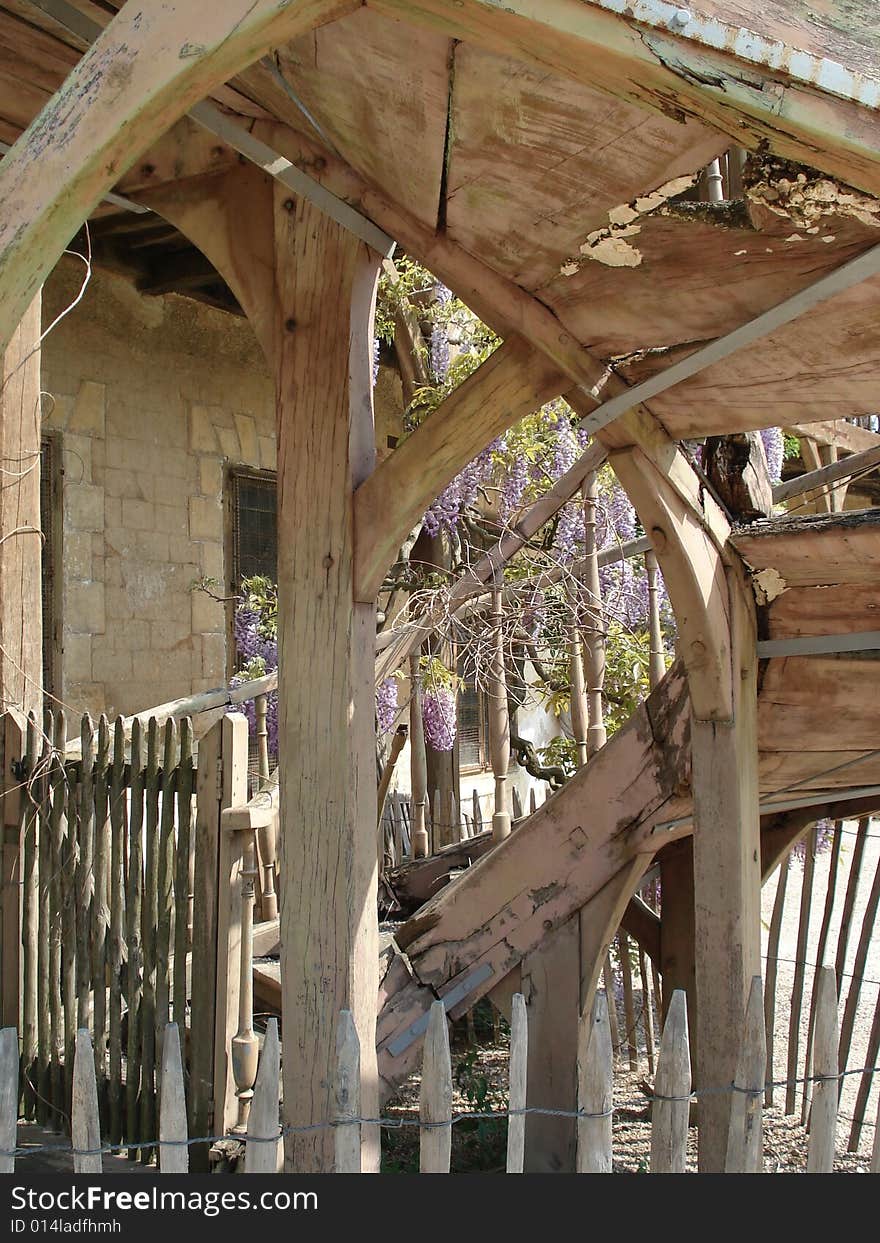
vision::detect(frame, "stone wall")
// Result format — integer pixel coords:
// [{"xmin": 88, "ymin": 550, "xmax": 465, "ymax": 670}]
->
[{"xmin": 41, "ymin": 258, "xmax": 276, "ymax": 721}]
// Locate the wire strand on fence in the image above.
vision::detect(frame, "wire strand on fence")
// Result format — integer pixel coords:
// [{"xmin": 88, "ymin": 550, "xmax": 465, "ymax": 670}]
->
[{"xmin": 6, "ymin": 1062, "xmax": 879, "ymax": 1161}]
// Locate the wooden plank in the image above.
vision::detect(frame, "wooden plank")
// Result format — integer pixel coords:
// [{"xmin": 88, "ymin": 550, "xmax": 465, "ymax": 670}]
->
[
  {"xmin": 0, "ymin": 712, "xmax": 25, "ymax": 1032},
  {"xmin": 724, "ymin": 976, "xmax": 766, "ymax": 1174},
  {"xmin": 35, "ymin": 714, "xmax": 51, "ymax": 1125},
  {"xmin": 55, "ymin": 713, "xmax": 74, "ymax": 1123},
  {"xmin": 158, "ymin": 1024, "xmax": 188, "ymax": 1174},
  {"xmin": 107, "ymin": 717, "xmax": 126, "ymax": 1146},
  {"xmin": 212, "ymin": 714, "xmax": 247, "ymax": 1139},
  {"xmin": 173, "ymin": 719, "xmax": 194, "ymax": 1027},
  {"xmin": 188, "ymin": 718, "xmax": 223, "ymax": 1166},
  {"xmin": 72, "ymin": 1029, "xmax": 101, "ymax": 1175},
  {"xmin": 807, "ymin": 967, "xmax": 839, "ymax": 1173},
  {"xmin": 155, "ymin": 720, "xmax": 178, "ymax": 1067},
  {"xmin": 125, "ymin": 718, "xmax": 145, "ymax": 1155},
  {"xmin": 139, "ymin": 717, "xmax": 160, "ymax": 1158},
  {"xmin": 334, "ymin": 1009, "xmax": 361, "ymax": 1174},
  {"xmin": 246, "ymin": 1018, "xmax": 281, "ymax": 1174},
  {"xmin": 848, "ymin": 981, "xmax": 880, "ymax": 1153},
  {"xmin": 834, "ymin": 818, "xmax": 870, "ymax": 992},
  {"xmin": 506, "ymin": 992, "xmax": 527, "ymax": 1174},
  {"xmin": 838, "ymin": 849, "xmax": 880, "ymax": 1077},
  {"xmin": 619, "ymin": 933, "xmax": 638, "ymax": 1072},
  {"xmin": 76, "ymin": 714, "xmax": 95, "ymax": 1032},
  {"xmin": 576, "ymin": 989, "xmax": 613, "ymax": 1174},
  {"xmin": 419, "ymin": 1002, "xmax": 452, "ymax": 1173},
  {"xmin": 651, "ymin": 989, "xmax": 690, "ymax": 1174},
  {"xmin": 91, "ymin": 714, "xmax": 110, "ymax": 1111},
  {"xmin": 734, "ymin": 511, "xmax": 880, "ymax": 589}
]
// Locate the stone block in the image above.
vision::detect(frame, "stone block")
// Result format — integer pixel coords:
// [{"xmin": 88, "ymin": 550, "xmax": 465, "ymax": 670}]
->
[
  {"xmin": 155, "ymin": 503, "xmax": 186, "ymax": 536},
  {"xmin": 62, "ymin": 633, "xmax": 92, "ymax": 682},
  {"xmin": 192, "ymin": 589, "xmax": 224, "ymax": 634},
  {"xmin": 64, "ymin": 483, "xmax": 104, "ymax": 532},
  {"xmin": 135, "ymin": 530, "xmax": 169, "ymax": 563},
  {"xmin": 199, "ymin": 456, "xmax": 222, "ymax": 498},
  {"xmin": 62, "ymin": 434, "xmax": 92, "ymax": 484},
  {"xmin": 217, "ymin": 427, "xmax": 240, "ymax": 460},
  {"xmin": 68, "ymin": 380, "xmax": 105, "ymax": 435},
  {"xmin": 189, "ymin": 404, "xmax": 219, "ymax": 454},
  {"xmin": 259, "ymin": 436, "xmax": 277, "ymax": 471},
  {"xmin": 64, "ymin": 532, "xmax": 92, "ymax": 580},
  {"xmin": 234, "ymin": 413, "xmax": 259, "ymax": 465},
  {"xmin": 65, "ymin": 581, "xmax": 105, "ymax": 634},
  {"xmin": 122, "ymin": 498, "xmax": 154, "ymax": 531},
  {"xmin": 201, "ymin": 631, "xmax": 227, "ymax": 680},
  {"xmin": 189, "ymin": 495, "xmax": 220, "ymax": 542},
  {"xmin": 200, "ymin": 540, "xmax": 225, "ymax": 584}
]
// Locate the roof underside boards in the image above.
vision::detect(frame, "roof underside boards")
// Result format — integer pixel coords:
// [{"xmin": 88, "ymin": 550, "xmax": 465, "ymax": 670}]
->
[
  {"xmin": 1, "ymin": 2, "xmax": 880, "ymax": 438},
  {"xmin": 442, "ymin": 41, "xmax": 726, "ymax": 291},
  {"xmin": 733, "ymin": 510, "xmax": 880, "ymax": 588}
]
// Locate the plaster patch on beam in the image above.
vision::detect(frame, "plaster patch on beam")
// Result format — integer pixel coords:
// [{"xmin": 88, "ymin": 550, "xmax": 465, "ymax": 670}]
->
[
  {"xmin": 751, "ymin": 566, "xmax": 787, "ymax": 606},
  {"xmin": 561, "ymin": 173, "xmax": 698, "ymax": 273}
]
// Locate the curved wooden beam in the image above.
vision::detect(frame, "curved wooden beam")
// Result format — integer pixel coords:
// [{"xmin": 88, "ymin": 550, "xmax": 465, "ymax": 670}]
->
[{"xmin": 0, "ymin": 0, "xmax": 354, "ymax": 349}]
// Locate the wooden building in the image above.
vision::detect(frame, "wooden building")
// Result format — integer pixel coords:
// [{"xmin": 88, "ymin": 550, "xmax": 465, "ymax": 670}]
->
[{"xmin": 2, "ymin": 0, "xmax": 880, "ymax": 1174}]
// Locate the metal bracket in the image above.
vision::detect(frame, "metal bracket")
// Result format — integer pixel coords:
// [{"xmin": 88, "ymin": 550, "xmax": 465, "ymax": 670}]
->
[{"xmin": 757, "ymin": 631, "xmax": 880, "ymax": 659}]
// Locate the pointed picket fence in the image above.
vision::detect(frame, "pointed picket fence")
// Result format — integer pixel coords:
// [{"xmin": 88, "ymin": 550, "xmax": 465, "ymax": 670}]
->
[{"xmin": 0, "ymin": 970, "xmax": 874, "ymax": 1173}]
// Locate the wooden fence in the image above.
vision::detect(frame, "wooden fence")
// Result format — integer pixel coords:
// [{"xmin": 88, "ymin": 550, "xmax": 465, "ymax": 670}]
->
[
  {"xmin": 0, "ymin": 705, "xmax": 271, "ymax": 1167},
  {"xmin": 2, "ymin": 970, "xmax": 876, "ymax": 1174}
]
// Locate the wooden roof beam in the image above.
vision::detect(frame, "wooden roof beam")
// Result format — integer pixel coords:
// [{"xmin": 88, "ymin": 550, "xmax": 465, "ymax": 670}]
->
[
  {"xmin": 0, "ymin": 0, "xmax": 358, "ymax": 349},
  {"xmin": 372, "ymin": 0, "xmax": 880, "ymax": 198}
]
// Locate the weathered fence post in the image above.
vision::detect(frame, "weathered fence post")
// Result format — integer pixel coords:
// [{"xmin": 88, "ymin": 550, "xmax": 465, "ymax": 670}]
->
[
  {"xmin": 410, "ymin": 655, "xmax": 429, "ymax": 858},
  {"xmin": 159, "ymin": 1024, "xmax": 188, "ymax": 1174},
  {"xmin": 335, "ymin": 1009, "xmax": 362, "ymax": 1173},
  {"xmin": 189, "ymin": 713, "xmax": 247, "ymax": 1167},
  {"xmin": 72, "ymin": 1029, "xmax": 102, "ymax": 1175},
  {"xmin": 507, "ymin": 993, "xmax": 528, "ymax": 1173},
  {"xmin": 724, "ymin": 976, "xmax": 765, "ymax": 1174},
  {"xmin": 245, "ymin": 1019, "xmax": 281, "ymax": 1174},
  {"xmin": 0, "ymin": 710, "xmax": 26, "ymax": 1031},
  {"xmin": 807, "ymin": 966, "xmax": 839, "ymax": 1173},
  {"xmin": 0, "ymin": 1026, "xmax": 17, "ymax": 1173},
  {"xmin": 576, "ymin": 990, "xmax": 613, "ymax": 1173},
  {"xmin": 651, "ymin": 989, "xmax": 690, "ymax": 1173},
  {"xmin": 420, "ymin": 1001, "xmax": 452, "ymax": 1173}
]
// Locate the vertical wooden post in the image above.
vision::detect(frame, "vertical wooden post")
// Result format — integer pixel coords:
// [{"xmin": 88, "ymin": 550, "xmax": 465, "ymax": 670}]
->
[
  {"xmin": 807, "ymin": 967, "xmax": 839, "ymax": 1173},
  {"xmin": 0, "ymin": 710, "xmax": 26, "ymax": 1031},
  {"xmin": 522, "ymin": 916, "xmax": 579, "ymax": 1171},
  {"xmin": 724, "ymin": 976, "xmax": 766, "ymax": 1173},
  {"xmin": 651, "ymin": 989, "xmax": 690, "ymax": 1174},
  {"xmin": 213, "ymin": 715, "xmax": 247, "ymax": 1138},
  {"xmin": 0, "ymin": 1026, "xmax": 17, "ymax": 1174},
  {"xmin": 419, "ymin": 1001, "xmax": 452, "ymax": 1173},
  {"xmin": 274, "ymin": 191, "xmax": 382, "ymax": 1173},
  {"xmin": 581, "ymin": 473, "xmax": 606, "ymax": 756},
  {"xmin": 230, "ymin": 827, "xmax": 259, "ymax": 1133},
  {"xmin": 645, "ymin": 550, "xmax": 666, "ymax": 690},
  {"xmin": 576, "ymin": 990, "xmax": 613, "ymax": 1173},
  {"xmin": 567, "ymin": 590, "xmax": 589, "ymax": 768},
  {"xmin": 692, "ymin": 566, "xmax": 761, "ymax": 1173},
  {"xmin": 763, "ymin": 860, "xmax": 788, "ymax": 1107},
  {"xmin": 245, "ymin": 1019, "xmax": 280, "ymax": 1174},
  {"xmin": 488, "ymin": 585, "xmax": 511, "ymax": 842},
  {"xmin": 334, "ymin": 1009, "xmax": 362, "ymax": 1174},
  {"xmin": 409, "ymin": 656, "xmax": 429, "ymax": 858},
  {"xmin": 0, "ymin": 294, "xmax": 42, "ymax": 721},
  {"xmin": 506, "ymin": 993, "xmax": 528, "ymax": 1174},
  {"xmin": 159, "ymin": 1024, "xmax": 188, "ymax": 1174},
  {"xmin": 786, "ymin": 827, "xmax": 816, "ymax": 1115},
  {"xmin": 658, "ymin": 837, "xmax": 696, "ymax": 1032}
]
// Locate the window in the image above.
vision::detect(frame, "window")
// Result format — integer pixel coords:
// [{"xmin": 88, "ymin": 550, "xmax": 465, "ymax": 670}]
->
[
  {"xmin": 229, "ymin": 467, "xmax": 278, "ymax": 586},
  {"xmin": 40, "ymin": 435, "xmax": 61, "ymax": 700},
  {"xmin": 457, "ymin": 663, "xmax": 491, "ymax": 773}
]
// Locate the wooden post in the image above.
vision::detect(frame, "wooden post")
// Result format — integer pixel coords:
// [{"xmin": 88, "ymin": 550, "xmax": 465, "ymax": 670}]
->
[
  {"xmin": 273, "ymin": 191, "xmax": 382, "ymax": 1173},
  {"xmin": 213, "ymin": 715, "xmax": 248, "ymax": 1139},
  {"xmin": 506, "ymin": 993, "xmax": 528, "ymax": 1174},
  {"xmin": 334, "ymin": 1009, "xmax": 362, "ymax": 1173},
  {"xmin": 72, "ymin": 1029, "xmax": 102, "ymax": 1175},
  {"xmin": 581, "ymin": 473, "xmax": 606, "ymax": 756},
  {"xmin": 254, "ymin": 694, "xmax": 270, "ymax": 787},
  {"xmin": 619, "ymin": 932, "xmax": 639, "ymax": 1072},
  {"xmin": 692, "ymin": 567, "xmax": 761, "ymax": 1172},
  {"xmin": 245, "ymin": 1019, "xmax": 281, "ymax": 1174},
  {"xmin": 522, "ymin": 916, "xmax": 579, "ymax": 1171},
  {"xmin": 0, "ymin": 710, "xmax": 26, "ymax": 1031},
  {"xmin": 576, "ymin": 990, "xmax": 613, "ymax": 1173},
  {"xmin": 0, "ymin": 294, "xmax": 42, "ymax": 721},
  {"xmin": 645, "ymin": 550, "xmax": 666, "ymax": 690},
  {"xmin": 488, "ymin": 585, "xmax": 511, "ymax": 842},
  {"xmin": 0, "ymin": 1026, "xmax": 17, "ymax": 1174},
  {"xmin": 802, "ymin": 825, "xmax": 842, "ymax": 1125},
  {"xmin": 786, "ymin": 828, "xmax": 817, "ymax": 1114},
  {"xmin": 159, "ymin": 1024, "xmax": 188, "ymax": 1174},
  {"xmin": 230, "ymin": 827, "xmax": 259, "ymax": 1133},
  {"xmin": 724, "ymin": 976, "xmax": 765, "ymax": 1174},
  {"xmin": 409, "ymin": 656, "xmax": 429, "ymax": 858},
  {"xmin": 807, "ymin": 967, "xmax": 839, "ymax": 1173},
  {"xmin": 763, "ymin": 861, "xmax": 788, "ymax": 1107},
  {"xmin": 568, "ymin": 608, "xmax": 589, "ymax": 768},
  {"xmin": 419, "ymin": 1002, "xmax": 452, "ymax": 1173},
  {"xmin": 651, "ymin": 989, "xmax": 690, "ymax": 1174}
]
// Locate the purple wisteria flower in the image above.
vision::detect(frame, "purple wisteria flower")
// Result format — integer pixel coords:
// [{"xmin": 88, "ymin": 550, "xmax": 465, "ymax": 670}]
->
[
  {"xmin": 376, "ymin": 677, "xmax": 398, "ymax": 734},
  {"xmin": 422, "ymin": 685, "xmax": 457, "ymax": 751}
]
